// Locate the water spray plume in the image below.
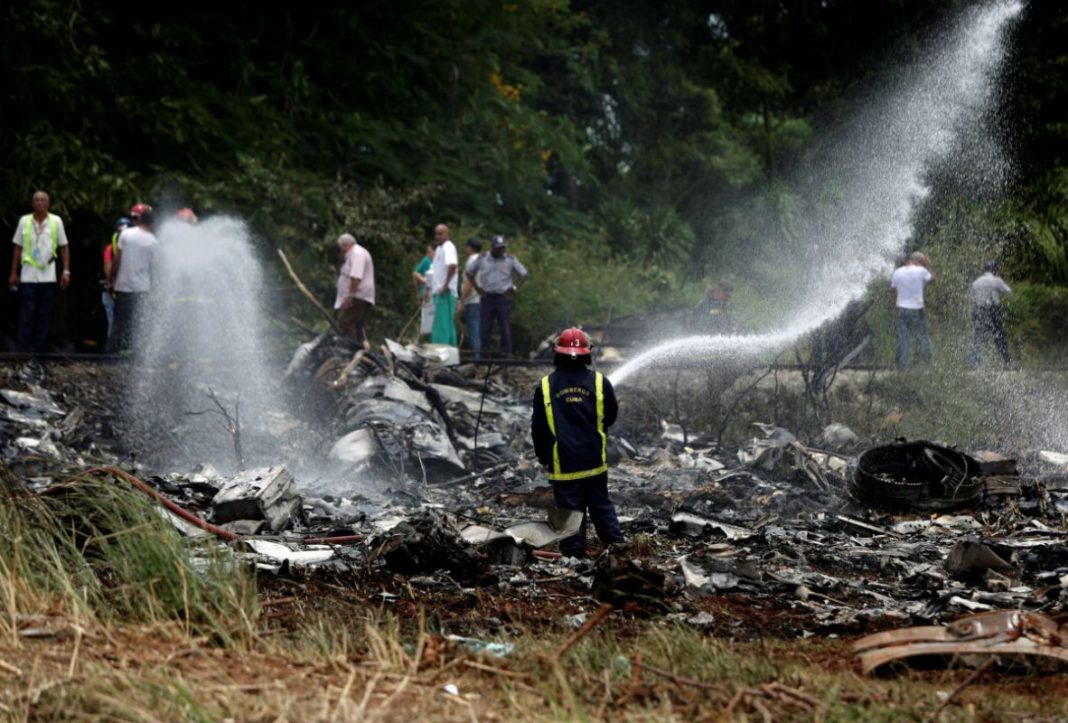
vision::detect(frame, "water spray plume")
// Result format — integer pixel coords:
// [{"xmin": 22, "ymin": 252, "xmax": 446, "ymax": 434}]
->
[
  {"xmin": 610, "ymin": 0, "xmax": 1023, "ymax": 387},
  {"xmin": 128, "ymin": 215, "xmax": 277, "ymax": 470}
]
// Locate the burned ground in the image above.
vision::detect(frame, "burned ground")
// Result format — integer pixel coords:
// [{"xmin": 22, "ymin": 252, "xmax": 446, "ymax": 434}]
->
[{"xmin": 3, "ymin": 351, "xmax": 1068, "ymax": 719}]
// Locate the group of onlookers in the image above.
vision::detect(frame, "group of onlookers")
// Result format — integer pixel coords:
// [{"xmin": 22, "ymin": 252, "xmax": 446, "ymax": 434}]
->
[
  {"xmin": 401, "ymin": 223, "xmax": 528, "ymax": 357},
  {"xmin": 7, "ymin": 191, "xmax": 1015, "ymax": 368},
  {"xmin": 6, "ymin": 191, "xmax": 198, "ymax": 354},
  {"xmin": 891, "ymin": 252, "xmax": 1014, "ymax": 369}
]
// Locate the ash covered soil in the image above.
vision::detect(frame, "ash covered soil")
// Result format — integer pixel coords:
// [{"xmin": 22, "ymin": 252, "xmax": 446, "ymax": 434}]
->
[{"xmin": 3, "ymin": 349, "xmax": 1068, "ymax": 651}]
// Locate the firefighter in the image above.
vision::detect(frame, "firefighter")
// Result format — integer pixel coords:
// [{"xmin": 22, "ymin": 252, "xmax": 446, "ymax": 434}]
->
[
  {"xmin": 531, "ymin": 327, "xmax": 625, "ymax": 557},
  {"xmin": 175, "ymin": 207, "xmax": 198, "ymax": 224}
]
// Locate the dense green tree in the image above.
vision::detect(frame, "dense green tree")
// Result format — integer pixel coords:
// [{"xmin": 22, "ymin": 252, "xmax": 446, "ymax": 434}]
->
[{"xmin": 1, "ymin": 0, "xmax": 1065, "ymax": 354}]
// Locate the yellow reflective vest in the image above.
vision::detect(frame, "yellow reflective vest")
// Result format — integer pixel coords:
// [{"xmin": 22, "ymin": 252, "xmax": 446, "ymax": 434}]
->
[
  {"xmin": 534, "ymin": 369, "xmax": 616, "ymax": 482},
  {"xmin": 20, "ymin": 214, "xmax": 58, "ymax": 269}
]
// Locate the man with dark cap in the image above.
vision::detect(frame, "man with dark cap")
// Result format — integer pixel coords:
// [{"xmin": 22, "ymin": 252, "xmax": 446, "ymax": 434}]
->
[
  {"xmin": 531, "ymin": 327, "xmax": 624, "ymax": 558},
  {"xmin": 970, "ymin": 260, "xmax": 1012, "ymax": 368},
  {"xmin": 466, "ymin": 234, "xmax": 527, "ymax": 358}
]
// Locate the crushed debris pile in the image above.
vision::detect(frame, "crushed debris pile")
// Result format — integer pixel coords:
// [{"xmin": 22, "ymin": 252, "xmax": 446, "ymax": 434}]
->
[{"xmin": 4, "ymin": 344, "xmax": 1068, "ymax": 656}]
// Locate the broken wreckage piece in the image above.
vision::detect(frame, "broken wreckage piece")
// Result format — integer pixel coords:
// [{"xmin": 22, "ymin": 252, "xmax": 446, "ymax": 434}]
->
[
  {"xmin": 853, "ymin": 610, "xmax": 1068, "ymax": 674},
  {"xmin": 849, "ymin": 439, "xmax": 983, "ymax": 512}
]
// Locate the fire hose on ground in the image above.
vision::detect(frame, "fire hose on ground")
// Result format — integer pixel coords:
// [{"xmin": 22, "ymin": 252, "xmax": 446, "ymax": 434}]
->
[{"xmin": 44, "ymin": 466, "xmax": 364, "ymax": 546}]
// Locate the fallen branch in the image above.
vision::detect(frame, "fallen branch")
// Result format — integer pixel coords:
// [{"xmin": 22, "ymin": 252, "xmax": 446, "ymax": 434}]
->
[
  {"xmin": 716, "ymin": 363, "xmax": 776, "ymax": 448},
  {"xmin": 761, "ymin": 681, "xmax": 822, "ymax": 710},
  {"xmin": 632, "ymin": 660, "xmax": 718, "ymax": 690},
  {"xmin": 277, "ymin": 248, "xmax": 341, "ymax": 335},
  {"xmin": 554, "ymin": 603, "xmax": 614, "ymax": 659},
  {"xmin": 461, "ymin": 660, "xmax": 532, "ymax": 679},
  {"xmin": 187, "ymin": 388, "xmax": 244, "ymax": 470},
  {"xmin": 396, "ymin": 303, "xmax": 422, "ymax": 344},
  {"xmin": 930, "ymin": 655, "xmax": 996, "ymax": 718},
  {"xmin": 724, "ymin": 680, "xmax": 824, "ymax": 719}
]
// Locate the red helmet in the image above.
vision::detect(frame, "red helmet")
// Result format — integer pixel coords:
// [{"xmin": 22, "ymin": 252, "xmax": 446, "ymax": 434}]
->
[
  {"xmin": 129, "ymin": 203, "xmax": 153, "ymax": 219},
  {"xmin": 176, "ymin": 207, "xmax": 198, "ymax": 223},
  {"xmin": 555, "ymin": 327, "xmax": 591, "ymax": 356}
]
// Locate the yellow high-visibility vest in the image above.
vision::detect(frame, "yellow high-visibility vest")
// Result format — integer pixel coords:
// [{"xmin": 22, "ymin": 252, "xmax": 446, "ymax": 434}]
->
[
  {"xmin": 21, "ymin": 214, "xmax": 58, "ymax": 269},
  {"xmin": 540, "ymin": 372, "xmax": 607, "ymax": 481}
]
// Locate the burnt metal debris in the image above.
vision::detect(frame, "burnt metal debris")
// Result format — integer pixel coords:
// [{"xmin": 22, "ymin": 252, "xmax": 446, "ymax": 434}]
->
[
  {"xmin": 4, "ymin": 344, "xmax": 1068, "ymax": 675},
  {"xmin": 854, "ymin": 610, "xmax": 1068, "ymax": 674},
  {"xmin": 849, "ymin": 440, "xmax": 984, "ymax": 511}
]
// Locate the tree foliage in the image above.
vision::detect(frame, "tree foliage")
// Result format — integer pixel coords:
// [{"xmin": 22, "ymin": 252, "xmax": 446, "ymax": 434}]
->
[{"xmin": 1, "ymin": 0, "xmax": 1065, "ymax": 352}]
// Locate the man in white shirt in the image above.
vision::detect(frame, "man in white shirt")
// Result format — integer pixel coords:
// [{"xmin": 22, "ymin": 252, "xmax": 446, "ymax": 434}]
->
[
  {"xmin": 108, "ymin": 203, "xmax": 158, "ymax": 352},
  {"xmin": 459, "ymin": 237, "xmax": 483, "ymax": 354},
  {"xmin": 429, "ymin": 223, "xmax": 458, "ymax": 345},
  {"xmin": 969, "ymin": 260, "xmax": 1012, "ymax": 368},
  {"xmin": 890, "ymin": 251, "xmax": 935, "ymax": 367},
  {"xmin": 8, "ymin": 191, "xmax": 70, "ymax": 353},
  {"xmin": 334, "ymin": 233, "xmax": 375, "ymax": 345}
]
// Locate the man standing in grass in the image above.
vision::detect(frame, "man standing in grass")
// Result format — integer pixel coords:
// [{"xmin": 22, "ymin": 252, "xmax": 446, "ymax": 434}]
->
[
  {"xmin": 466, "ymin": 234, "xmax": 528, "ymax": 358},
  {"xmin": 459, "ymin": 237, "xmax": 483, "ymax": 355},
  {"xmin": 890, "ymin": 251, "xmax": 935, "ymax": 367},
  {"xmin": 429, "ymin": 223, "xmax": 458, "ymax": 346},
  {"xmin": 969, "ymin": 260, "xmax": 1012, "ymax": 368},
  {"xmin": 412, "ymin": 243, "xmax": 435, "ymax": 340},
  {"xmin": 9, "ymin": 190, "xmax": 71, "ymax": 353}
]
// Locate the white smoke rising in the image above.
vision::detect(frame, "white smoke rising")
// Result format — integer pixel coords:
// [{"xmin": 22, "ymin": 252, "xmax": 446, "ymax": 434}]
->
[{"xmin": 611, "ymin": 1, "xmax": 1023, "ymax": 386}]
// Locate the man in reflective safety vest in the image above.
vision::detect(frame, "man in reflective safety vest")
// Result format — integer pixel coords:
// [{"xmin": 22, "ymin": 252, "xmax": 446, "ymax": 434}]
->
[
  {"xmin": 8, "ymin": 190, "xmax": 70, "ymax": 353},
  {"xmin": 531, "ymin": 327, "xmax": 624, "ymax": 557}
]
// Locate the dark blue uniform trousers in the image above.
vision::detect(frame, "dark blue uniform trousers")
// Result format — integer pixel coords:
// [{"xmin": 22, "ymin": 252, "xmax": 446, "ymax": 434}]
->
[
  {"xmin": 552, "ymin": 472, "xmax": 624, "ymax": 557},
  {"xmin": 16, "ymin": 282, "xmax": 56, "ymax": 353},
  {"xmin": 480, "ymin": 292, "xmax": 513, "ymax": 357}
]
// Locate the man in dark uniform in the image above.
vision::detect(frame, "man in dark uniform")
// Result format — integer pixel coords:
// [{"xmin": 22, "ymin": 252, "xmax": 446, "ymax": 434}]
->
[{"xmin": 531, "ymin": 327, "xmax": 624, "ymax": 558}]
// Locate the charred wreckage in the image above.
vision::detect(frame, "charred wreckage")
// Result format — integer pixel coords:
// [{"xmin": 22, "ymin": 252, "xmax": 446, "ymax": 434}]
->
[{"xmin": 3, "ymin": 337, "xmax": 1068, "ymax": 675}]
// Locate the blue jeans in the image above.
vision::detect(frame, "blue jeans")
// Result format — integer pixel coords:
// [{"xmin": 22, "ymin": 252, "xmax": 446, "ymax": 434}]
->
[
  {"xmin": 109, "ymin": 291, "xmax": 147, "ymax": 353},
  {"xmin": 16, "ymin": 282, "xmax": 56, "ymax": 353},
  {"xmin": 463, "ymin": 301, "xmax": 481, "ymax": 353},
  {"xmin": 895, "ymin": 308, "xmax": 932, "ymax": 367},
  {"xmin": 102, "ymin": 290, "xmax": 115, "ymax": 341},
  {"xmin": 552, "ymin": 472, "xmax": 624, "ymax": 557}
]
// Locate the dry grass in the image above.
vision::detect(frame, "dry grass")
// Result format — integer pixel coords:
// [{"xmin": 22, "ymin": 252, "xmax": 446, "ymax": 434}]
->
[
  {"xmin": 5, "ymin": 614, "xmax": 1068, "ymax": 722},
  {"xmin": 3, "ymin": 466, "xmax": 1068, "ymax": 721}
]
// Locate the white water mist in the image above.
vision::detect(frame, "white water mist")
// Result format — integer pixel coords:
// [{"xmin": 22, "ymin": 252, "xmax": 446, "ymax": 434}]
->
[
  {"xmin": 128, "ymin": 215, "xmax": 277, "ymax": 469},
  {"xmin": 611, "ymin": 0, "xmax": 1023, "ymax": 386}
]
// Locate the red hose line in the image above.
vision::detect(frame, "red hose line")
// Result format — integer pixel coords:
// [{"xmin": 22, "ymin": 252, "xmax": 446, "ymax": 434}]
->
[
  {"xmin": 63, "ymin": 466, "xmax": 240, "ymax": 541},
  {"xmin": 55, "ymin": 467, "xmax": 364, "ymax": 546}
]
